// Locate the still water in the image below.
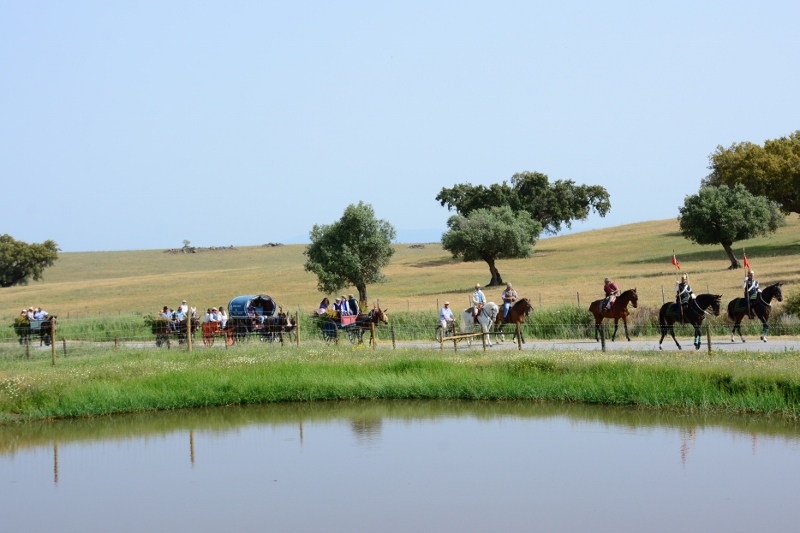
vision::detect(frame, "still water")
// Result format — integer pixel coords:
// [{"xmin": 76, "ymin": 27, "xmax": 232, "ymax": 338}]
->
[{"xmin": 2, "ymin": 401, "xmax": 799, "ymax": 532}]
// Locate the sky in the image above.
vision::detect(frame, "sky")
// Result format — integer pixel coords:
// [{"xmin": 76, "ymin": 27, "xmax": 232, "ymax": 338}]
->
[{"xmin": 2, "ymin": 0, "xmax": 798, "ymax": 252}]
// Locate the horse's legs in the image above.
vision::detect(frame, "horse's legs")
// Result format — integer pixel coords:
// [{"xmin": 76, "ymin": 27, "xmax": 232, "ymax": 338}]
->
[
  {"xmin": 623, "ymin": 317, "xmax": 630, "ymax": 342},
  {"xmin": 611, "ymin": 319, "xmax": 619, "ymax": 342},
  {"xmin": 693, "ymin": 324, "xmax": 701, "ymax": 350},
  {"xmin": 659, "ymin": 320, "xmax": 668, "ymax": 350},
  {"xmin": 669, "ymin": 324, "xmax": 681, "ymax": 350},
  {"xmin": 759, "ymin": 315, "xmax": 769, "ymax": 342}
]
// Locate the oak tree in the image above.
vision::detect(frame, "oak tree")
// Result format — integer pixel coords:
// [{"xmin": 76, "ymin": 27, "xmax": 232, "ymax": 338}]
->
[{"xmin": 0, "ymin": 234, "xmax": 60, "ymax": 288}]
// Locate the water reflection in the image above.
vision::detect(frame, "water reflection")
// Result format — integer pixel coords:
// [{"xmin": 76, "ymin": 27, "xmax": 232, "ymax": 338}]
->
[{"xmin": 1, "ymin": 401, "xmax": 799, "ymax": 532}]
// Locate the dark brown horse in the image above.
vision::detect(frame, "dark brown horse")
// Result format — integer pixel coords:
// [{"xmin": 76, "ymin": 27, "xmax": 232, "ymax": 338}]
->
[
  {"xmin": 38, "ymin": 316, "xmax": 58, "ymax": 346},
  {"xmin": 353, "ymin": 307, "xmax": 389, "ymax": 344},
  {"xmin": 494, "ymin": 298, "xmax": 533, "ymax": 343},
  {"xmin": 658, "ymin": 294, "xmax": 722, "ymax": 350},
  {"xmin": 728, "ymin": 282, "xmax": 783, "ymax": 342},
  {"xmin": 588, "ymin": 288, "xmax": 638, "ymax": 342}
]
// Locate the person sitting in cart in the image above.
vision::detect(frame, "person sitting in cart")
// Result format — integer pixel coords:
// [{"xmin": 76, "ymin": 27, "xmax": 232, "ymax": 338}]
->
[
  {"xmin": 318, "ymin": 297, "xmax": 330, "ymax": 315},
  {"xmin": 340, "ymin": 295, "xmax": 352, "ymax": 316},
  {"xmin": 171, "ymin": 307, "xmax": 186, "ymax": 331},
  {"xmin": 160, "ymin": 306, "xmax": 172, "ymax": 320},
  {"xmin": 34, "ymin": 307, "xmax": 49, "ymax": 320},
  {"xmin": 347, "ymin": 294, "xmax": 360, "ymax": 316},
  {"xmin": 27, "ymin": 307, "xmax": 35, "ymax": 320},
  {"xmin": 333, "ymin": 298, "xmax": 343, "ymax": 316},
  {"xmin": 218, "ymin": 306, "xmax": 227, "ymax": 329}
]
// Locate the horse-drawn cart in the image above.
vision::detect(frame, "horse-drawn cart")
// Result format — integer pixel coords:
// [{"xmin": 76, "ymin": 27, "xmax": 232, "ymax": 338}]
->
[
  {"xmin": 316, "ymin": 307, "xmax": 389, "ymax": 344},
  {"xmin": 227, "ymin": 294, "xmax": 295, "ymax": 343},
  {"xmin": 12, "ymin": 316, "xmax": 56, "ymax": 346}
]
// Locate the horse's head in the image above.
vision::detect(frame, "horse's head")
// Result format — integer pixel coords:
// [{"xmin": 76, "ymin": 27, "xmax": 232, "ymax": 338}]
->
[
  {"xmin": 376, "ymin": 307, "xmax": 389, "ymax": 324},
  {"xmin": 624, "ymin": 288, "xmax": 638, "ymax": 308},
  {"xmin": 711, "ymin": 294, "xmax": 722, "ymax": 316},
  {"xmin": 519, "ymin": 298, "xmax": 533, "ymax": 316}
]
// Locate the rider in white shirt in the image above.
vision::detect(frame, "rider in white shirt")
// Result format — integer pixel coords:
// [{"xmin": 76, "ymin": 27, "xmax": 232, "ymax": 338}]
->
[
  {"xmin": 471, "ymin": 284, "xmax": 486, "ymax": 318},
  {"xmin": 440, "ymin": 301, "xmax": 455, "ymax": 330}
]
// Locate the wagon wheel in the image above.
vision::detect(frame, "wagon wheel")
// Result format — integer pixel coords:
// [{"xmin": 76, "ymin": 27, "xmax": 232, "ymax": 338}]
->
[
  {"xmin": 435, "ymin": 325, "xmax": 445, "ymax": 343},
  {"xmin": 321, "ymin": 320, "xmax": 338, "ymax": 343},
  {"xmin": 347, "ymin": 326, "xmax": 361, "ymax": 345}
]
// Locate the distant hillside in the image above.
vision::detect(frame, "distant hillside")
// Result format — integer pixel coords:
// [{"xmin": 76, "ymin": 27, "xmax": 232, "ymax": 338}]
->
[{"xmin": 2, "ymin": 217, "xmax": 798, "ymax": 319}]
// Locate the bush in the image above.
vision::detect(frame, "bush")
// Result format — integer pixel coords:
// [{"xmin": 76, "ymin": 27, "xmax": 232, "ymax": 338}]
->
[{"xmin": 785, "ymin": 290, "xmax": 800, "ymax": 317}]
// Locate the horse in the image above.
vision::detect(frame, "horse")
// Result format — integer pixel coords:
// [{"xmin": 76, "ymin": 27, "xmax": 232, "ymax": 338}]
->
[
  {"xmin": 658, "ymin": 294, "xmax": 722, "ymax": 350},
  {"xmin": 353, "ymin": 307, "xmax": 389, "ymax": 344},
  {"xmin": 588, "ymin": 289, "xmax": 638, "ymax": 342},
  {"xmin": 494, "ymin": 298, "xmax": 533, "ymax": 344},
  {"xmin": 460, "ymin": 302, "xmax": 500, "ymax": 347},
  {"xmin": 38, "ymin": 316, "xmax": 58, "ymax": 346},
  {"xmin": 727, "ymin": 282, "xmax": 783, "ymax": 342}
]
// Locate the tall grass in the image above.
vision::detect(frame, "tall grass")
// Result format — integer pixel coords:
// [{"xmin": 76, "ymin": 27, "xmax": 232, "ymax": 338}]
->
[{"xmin": 2, "ymin": 345, "xmax": 800, "ymax": 423}]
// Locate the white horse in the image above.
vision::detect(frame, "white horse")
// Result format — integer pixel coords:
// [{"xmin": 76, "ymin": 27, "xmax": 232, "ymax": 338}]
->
[{"xmin": 460, "ymin": 302, "xmax": 500, "ymax": 347}]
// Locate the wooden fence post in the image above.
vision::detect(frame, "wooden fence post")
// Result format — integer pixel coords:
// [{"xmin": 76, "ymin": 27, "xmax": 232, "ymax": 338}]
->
[
  {"xmin": 706, "ymin": 323, "xmax": 712, "ymax": 355},
  {"xmin": 296, "ymin": 312, "xmax": 300, "ymax": 347},
  {"xmin": 187, "ymin": 301, "xmax": 193, "ymax": 353},
  {"xmin": 26, "ymin": 335, "xmax": 30, "ymax": 359},
  {"xmin": 51, "ymin": 320, "xmax": 57, "ymax": 366},
  {"xmin": 371, "ymin": 321, "xmax": 377, "ymax": 349},
  {"xmin": 577, "ymin": 292, "xmax": 581, "ymax": 306},
  {"xmin": 62, "ymin": 338, "xmax": 67, "ymax": 357},
  {"xmin": 114, "ymin": 336, "xmax": 118, "ymax": 350},
  {"xmin": 600, "ymin": 324, "xmax": 606, "ymax": 352},
  {"xmin": 661, "ymin": 286, "xmax": 665, "ymax": 304},
  {"xmin": 391, "ymin": 324, "xmax": 396, "ymax": 349}
]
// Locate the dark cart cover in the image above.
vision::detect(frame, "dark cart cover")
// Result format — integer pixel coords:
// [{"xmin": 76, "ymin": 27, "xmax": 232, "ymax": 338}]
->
[{"xmin": 228, "ymin": 294, "xmax": 277, "ymax": 319}]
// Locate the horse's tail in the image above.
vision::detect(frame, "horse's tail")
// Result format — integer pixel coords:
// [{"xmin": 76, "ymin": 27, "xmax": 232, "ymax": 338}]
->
[
  {"xmin": 658, "ymin": 304, "xmax": 668, "ymax": 334},
  {"xmin": 726, "ymin": 299, "xmax": 736, "ymax": 321}
]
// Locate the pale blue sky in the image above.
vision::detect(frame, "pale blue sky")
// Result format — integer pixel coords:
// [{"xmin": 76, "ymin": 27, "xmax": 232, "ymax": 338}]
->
[{"xmin": 2, "ymin": 1, "xmax": 798, "ymax": 251}]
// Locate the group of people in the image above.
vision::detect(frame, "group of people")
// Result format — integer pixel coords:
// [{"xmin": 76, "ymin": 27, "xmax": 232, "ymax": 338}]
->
[
  {"xmin": 203, "ymin": 307, "xmax": 228, "ymax": 328},
  {"xmin": 19, "ymin": 306, "xmax": 49, "ymax": 320},
  {"xmin": 601, "ymin": 270, "xmax": 762, "ymax": 318},
  {"xmin": 438, "ymin": 282, "xmax": 520, "ymax": 330},
  {"xmin": 318, "ymin": 295, "xmax": 361, "ymax": 317}
]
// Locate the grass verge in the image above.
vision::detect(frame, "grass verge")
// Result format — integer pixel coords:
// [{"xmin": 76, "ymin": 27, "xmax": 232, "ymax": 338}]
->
[{"xmin": 2, "ymin": 345, "xmax": 800, "ymax": 423}]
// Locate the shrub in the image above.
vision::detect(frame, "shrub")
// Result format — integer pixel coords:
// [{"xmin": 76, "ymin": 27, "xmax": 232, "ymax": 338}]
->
[{"xmin": 785, "ymin": 290, "xmax": 800, "ymax": 317}]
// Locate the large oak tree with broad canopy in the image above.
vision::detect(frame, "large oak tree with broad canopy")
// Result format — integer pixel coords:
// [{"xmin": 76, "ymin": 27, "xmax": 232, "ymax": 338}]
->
[
  {"xmin": 304, "ymin": 202, "xmax": 396, "ymax": 305},
  {"xmin": 678, "ymin": 184, "xmax": 785, "ymax": 269},
  {"xmin": 0, "ymin": 234, "xmax": 59, "ymax": 288},
  {"xmin": 436, "ymin": 171, "xmax": 610, "ymax": 286}
]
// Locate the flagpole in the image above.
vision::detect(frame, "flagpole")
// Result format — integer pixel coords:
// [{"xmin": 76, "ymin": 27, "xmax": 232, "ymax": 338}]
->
[
  {"xmin": 743, "ymin": 248, "xmax": 751, "ymax": 318},
  {"xmin": 673, "ymin": 250, "xmax": 684, "ymax": 323}
]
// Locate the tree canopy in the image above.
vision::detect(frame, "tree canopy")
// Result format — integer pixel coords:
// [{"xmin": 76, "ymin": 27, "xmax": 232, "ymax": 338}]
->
[
  {"xmin": 436, "ymin": 171, "xmax": 611, "ymax": 235},
  {"xmin": 304, "ymin": 202, "xmax": 396, "ymax": 304},
  {"xmin": 0, "ymin": 234, "xmax": 60, "ymax": 288},
  {"xmin": 441, "ymin": 205, "xmax": 542, "ymax": 286},
  {"xmin": 703, "ymin": 130, "xmax": 800, "ymax": 215},
  {"xmin": 678, "ymin": 184, "xmax": 785, "ymax": 269}
]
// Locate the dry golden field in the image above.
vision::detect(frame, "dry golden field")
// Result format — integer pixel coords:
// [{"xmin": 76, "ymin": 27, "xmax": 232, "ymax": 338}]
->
[{"xmin": 1, "ymin": 217, "xmax": 798, "ymax": 320}]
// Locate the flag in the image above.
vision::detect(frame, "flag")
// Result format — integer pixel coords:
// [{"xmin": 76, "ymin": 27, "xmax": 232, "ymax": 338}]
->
[
  {"xmin": 743, "ymin": 252, "xmax": 750, "ymax": 270},
  {"xmin": 671, "ymin": 253, "xmax": 680, "ymax": 270}
]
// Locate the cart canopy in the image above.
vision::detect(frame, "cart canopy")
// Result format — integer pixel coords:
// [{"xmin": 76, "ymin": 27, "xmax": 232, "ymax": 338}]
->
[{"xmin": 227, "ymin": 294, "xmax": 277, "ymax": 319}]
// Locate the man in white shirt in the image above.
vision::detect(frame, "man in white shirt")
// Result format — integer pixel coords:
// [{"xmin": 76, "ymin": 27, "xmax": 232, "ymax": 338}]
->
[
  {"xmin": 440, "ymin": 301, "xmax": 455, "ymax": 330},
  {"xmin": 471, "ymin": 284, "xmax": 486, "ymax": 318}
]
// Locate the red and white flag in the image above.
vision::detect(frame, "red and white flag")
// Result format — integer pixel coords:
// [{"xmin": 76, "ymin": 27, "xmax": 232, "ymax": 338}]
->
[{"xmin": 671, "ymin": 253, "xmax": 680, "ymax": 270}]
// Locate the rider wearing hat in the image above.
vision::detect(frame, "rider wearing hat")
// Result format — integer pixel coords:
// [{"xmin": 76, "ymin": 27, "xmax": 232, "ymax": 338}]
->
[
  {"xmin": 501, "ymin": 283, "xmax": 518, "ymax": 321},
  {"xmin": 675, "ymin": 273, "xmax": 695, "ymax": 313},
  {"xmin": 602, "ymin": 277, "xmax": 619, "ymax": 312},
  {"xmin": 439, "ymin": 301, "xmax": 455, "ymax": 331},
  {"xmin": 471, "ymin": 284, "xmax": 486, "ymax": 319},
  {"xmin": 743, "ymin": 270, "xmax": 760, "ymax": 319}
]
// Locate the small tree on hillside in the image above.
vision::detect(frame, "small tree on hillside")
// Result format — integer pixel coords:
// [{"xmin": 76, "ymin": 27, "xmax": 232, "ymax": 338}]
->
[
  {"xmin": 441, "ymin": 205, "xmax": 542, "ymax": 286},
  {"xmin": 0, "ymin": 234, "xmax": 60, "ymax": 288},
  {"xmin": 678, "ymin": 184, "xmax": 785, "ymax": 269},
  {"xmin": 304, "ymin": 202, "xmax": 396, "ymax": 304}
]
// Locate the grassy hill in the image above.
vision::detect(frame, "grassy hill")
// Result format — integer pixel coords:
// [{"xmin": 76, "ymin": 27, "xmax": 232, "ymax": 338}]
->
[{"xmin": 1, "ymin": 217, "xmax": 798, "ymax": 320}]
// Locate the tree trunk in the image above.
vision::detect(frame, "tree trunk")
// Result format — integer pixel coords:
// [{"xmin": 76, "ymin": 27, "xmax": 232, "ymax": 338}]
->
[
  {"xmin": 485, "ymin": 258, "xmax": 504, "ymax": 286},
  {"xmin": 357, "ymin": 285, "xmax": 368, "ymax": 307},
  {"xmin": 722, "ymin": 243, "xmax": 740, "ymax": 269}
]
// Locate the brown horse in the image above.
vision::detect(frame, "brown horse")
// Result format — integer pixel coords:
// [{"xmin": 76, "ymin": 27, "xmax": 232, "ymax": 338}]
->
[
  {"xmin": 353, "ymin": 307, "xmax": 389, "ymax": 344},
  {"xmin": 588, "ymin": 288, "xmax": 638, "ymax": 342},
  {"xmin": 38, "ymin": 316, "xmax": 58, "ymax": 346},
  {"xmin": 728, "ymin": 282, "xmax": 783, "ymax": 342},
  {"xmin": 494, "ymin": 298, "xmax": 533, "ymax": 343}
]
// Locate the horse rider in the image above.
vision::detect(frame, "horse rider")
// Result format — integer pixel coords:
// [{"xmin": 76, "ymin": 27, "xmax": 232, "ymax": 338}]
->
[
  {"xmin": 743, "ymin": 270, "xmax": 760, "ymax": 319},
  {"xmin": 471, "ymin": 284, "xmax": 486, "ymax": 320},
  {"xmin": 501, "ymin": 283, "xmax": 518, "ymax": 322},
  {"xmin": 675, "ymin": 273, "xmax": 695, "ymax": 314},
  {"xmin": 439, "ymin": 301, "xmax": 455, "ymax": 331},
  {"xmin": 602, "ymin": 278, "xmax": 620, "ymax": 312}
]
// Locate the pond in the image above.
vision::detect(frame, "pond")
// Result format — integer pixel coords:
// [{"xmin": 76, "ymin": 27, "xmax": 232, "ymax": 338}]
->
[{"xmin": 2, "ymin": 401, "xmax": 799, "ymax": 532}]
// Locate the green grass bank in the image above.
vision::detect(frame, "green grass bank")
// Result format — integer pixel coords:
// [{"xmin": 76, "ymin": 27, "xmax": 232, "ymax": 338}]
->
[{"xmin": 2, "ymin": 345, "xmax": 800, "ymax": 423}]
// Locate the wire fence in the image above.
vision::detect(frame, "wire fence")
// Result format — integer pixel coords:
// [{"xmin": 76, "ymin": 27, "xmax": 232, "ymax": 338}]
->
[{"xmin": 2, "ymin": 310, "xmax": 800, "ymax": 361}]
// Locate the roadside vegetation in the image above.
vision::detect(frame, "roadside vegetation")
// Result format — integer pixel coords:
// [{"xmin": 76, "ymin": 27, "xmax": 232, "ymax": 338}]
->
[{"xmin": 2, "ymin": 345, "xmax": 800, "ymax": 423}]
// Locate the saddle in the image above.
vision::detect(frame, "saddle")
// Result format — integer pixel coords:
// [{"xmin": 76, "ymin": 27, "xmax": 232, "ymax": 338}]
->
[{"xmin": 665, "ymin": 303, "xmax": 683, "ymax": 318}]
